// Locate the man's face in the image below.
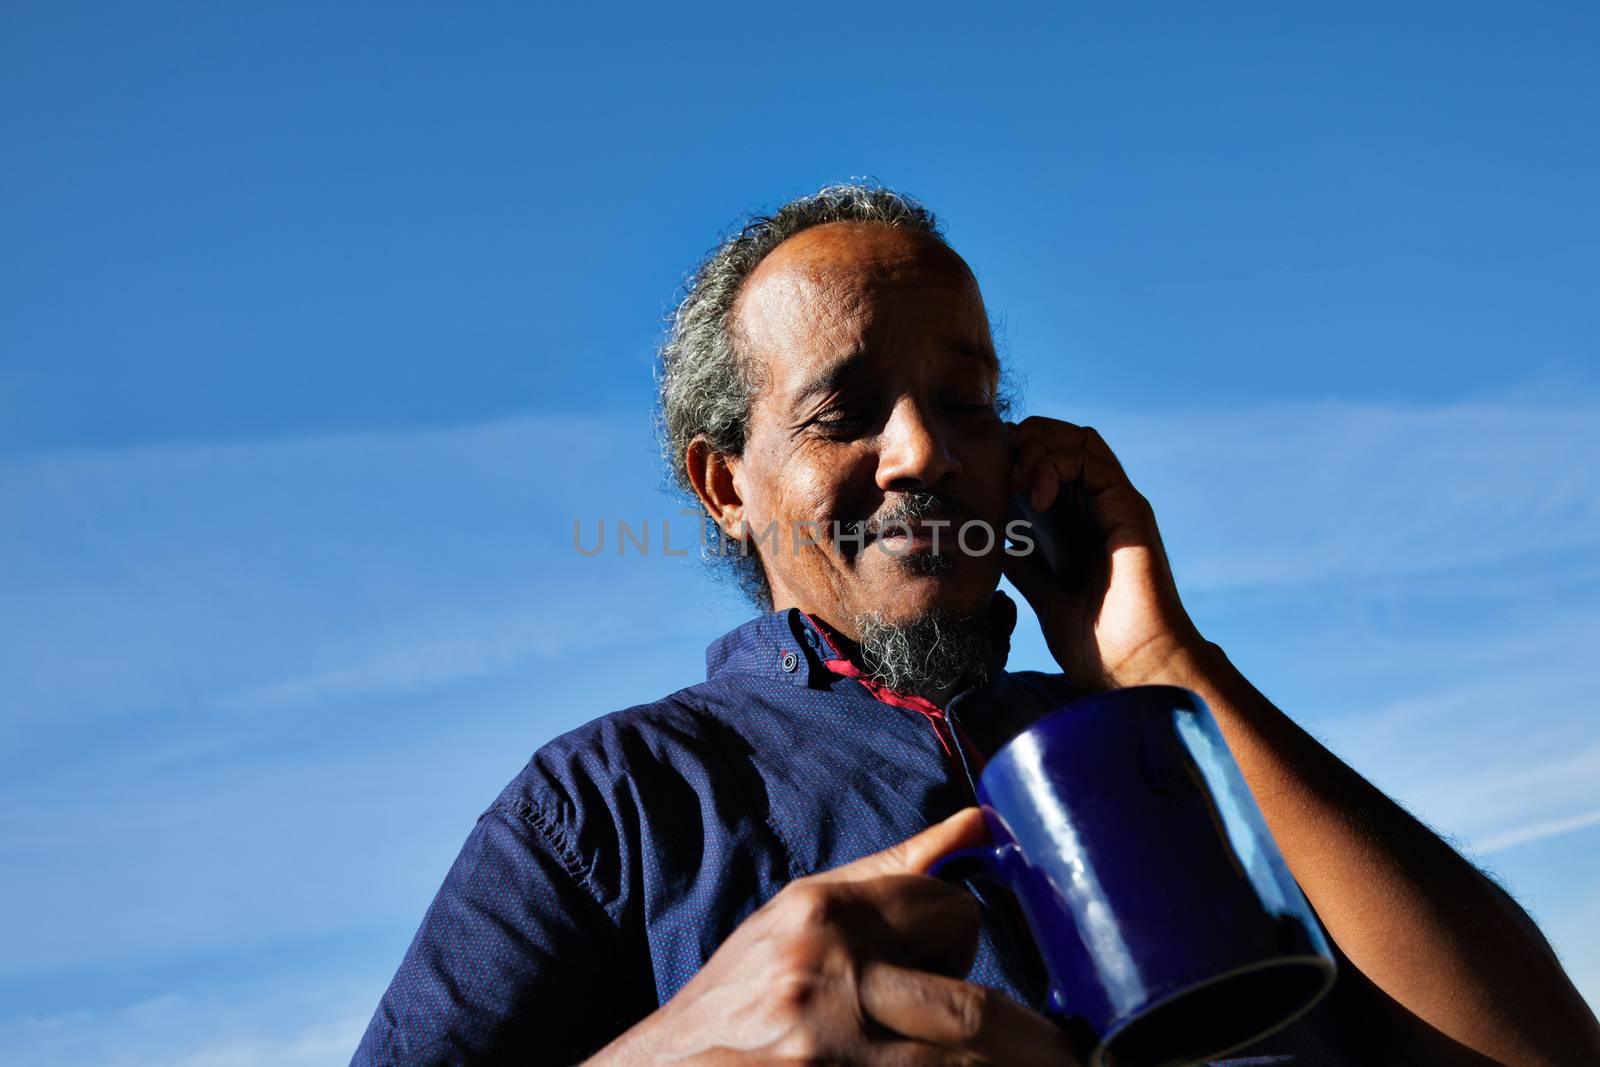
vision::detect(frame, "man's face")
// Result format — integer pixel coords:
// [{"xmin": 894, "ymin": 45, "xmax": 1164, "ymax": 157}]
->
[{"xmin": 722, "ymin": 221, "xmax": 1011, "ymax": 638}]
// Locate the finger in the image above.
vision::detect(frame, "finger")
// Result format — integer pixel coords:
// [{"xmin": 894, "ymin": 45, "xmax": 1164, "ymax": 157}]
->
[
  {"xmin": 1010, "ymin": 416, "xmax": 1091, "ymax": 453},
  {"xmin": 860, "ymin": 962, "xmax": 1082, "ymax": 1067},
  {"xmin": 1034, "ymin": 450, "xmax": 1155, "ymax": 549},
  {"xmin": 1029, "ymin": 446, "xmax": 1136, "ymax": 513},
  {"xmin": 1013, "ymin": 420, "xmax": 1131, "ymax": 486},
  {"xmin": 851, "ymin": 1040, "xmax": 990, "ymax": 1067},
  {"xmin": 819, "ymin": 808, "xmax": 989, "ymax": 882},
  {"xmin": 1079, "ymin": 424, "xmax": 1130, "ymax": 480},
  {"xmin": 859, "ymin": 1040, "xmax": 1029, "ymax": 1067},
  {"xmin": 1009, "ymin": 434, "xmax": 1048, "ymax": 495},
  {"xmin": 1030, "ymin": 453, "xmax": 1055, "ymax": 511},
  {"xmin": 1000, "ymin": 543, "xmax": 1057, "ymax": 612},
  {"xmin": 843, "ymin": 874, "xmax": 982, "ymax": 977},
  {"xmin": 986, "ymin": 588, "xmax": 1017, "ymax": 641},
  {"xmin": 1031, "ymin": 449, "xmax": 1082, "ymax": 512},
  {"xmin": 687, "ymin": 1045, "xmax": 973, "ymax": 1067}
]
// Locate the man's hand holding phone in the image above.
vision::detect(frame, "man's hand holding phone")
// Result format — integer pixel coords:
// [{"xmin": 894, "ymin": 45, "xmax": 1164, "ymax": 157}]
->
[{"xmin": 1004, "ymin": 416, "xmax": 1207, "ymax": 691}]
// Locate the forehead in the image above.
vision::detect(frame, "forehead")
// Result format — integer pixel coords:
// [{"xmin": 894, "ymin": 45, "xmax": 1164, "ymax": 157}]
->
[
  {"xmin": 746, "ymin": 219, "xmax": 975, "ymax": 290},
  {"xmin": 731, "ymin": 221, "xmax": 988, "ymax": 362}
]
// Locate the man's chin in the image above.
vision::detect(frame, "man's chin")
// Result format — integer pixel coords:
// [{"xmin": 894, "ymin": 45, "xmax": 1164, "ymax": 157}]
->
[{"xmin": 856, "ymin": 551, "xmax": 999, "ymax": 620}]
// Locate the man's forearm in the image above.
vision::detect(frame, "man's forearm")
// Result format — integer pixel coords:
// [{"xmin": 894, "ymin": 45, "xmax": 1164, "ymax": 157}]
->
[{"xmin": 1134, "ymin": 639, "xmax": 1600, "ymax": 1065}]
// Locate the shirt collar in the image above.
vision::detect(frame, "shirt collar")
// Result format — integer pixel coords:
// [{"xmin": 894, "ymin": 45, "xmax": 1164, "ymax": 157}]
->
[
  {"xmin": 703, "ymin": 591, "xmax": 1022, "ymax": 694},
  {"xmin": 703, "ymin": 608, "xmax": 831, "ymax": 688}
]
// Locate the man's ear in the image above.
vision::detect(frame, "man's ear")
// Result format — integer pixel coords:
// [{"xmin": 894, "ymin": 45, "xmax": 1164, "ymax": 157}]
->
[{"xmin": 686, "ymin": 437, "xmax": 747, "ymax": 543}]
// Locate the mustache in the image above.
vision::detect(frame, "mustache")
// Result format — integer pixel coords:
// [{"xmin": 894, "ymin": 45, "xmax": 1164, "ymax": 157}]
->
[{"xmin": 841, "ymin": 490, "xmax": 977, "ymax": 543}]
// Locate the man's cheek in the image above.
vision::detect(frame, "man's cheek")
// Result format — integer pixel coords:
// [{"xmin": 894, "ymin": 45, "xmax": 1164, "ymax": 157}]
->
[
  {"xmin": 772, "ymin": 463, "xmax": 844, "ymax": 523},
  {"xmin": 968, "ymin": 450, "xmax": 1014, "ymax": 524}
]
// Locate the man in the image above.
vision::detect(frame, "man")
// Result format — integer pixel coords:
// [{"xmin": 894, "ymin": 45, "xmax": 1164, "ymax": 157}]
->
[{"xmin": 351, "ymin": 184, "xmax": 1600, "ymax": 1065}]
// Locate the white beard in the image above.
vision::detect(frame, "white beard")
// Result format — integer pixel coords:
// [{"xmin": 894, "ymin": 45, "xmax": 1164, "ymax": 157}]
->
[{"xmin": 853, "ymin": 608, "xmax": 995, "ymax": 700}]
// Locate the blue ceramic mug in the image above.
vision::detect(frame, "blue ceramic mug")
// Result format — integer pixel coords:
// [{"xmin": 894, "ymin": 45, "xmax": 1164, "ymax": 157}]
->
[{"xmin": 932, "ymin": 685, "xmax": 1336, "ymax": 1067}]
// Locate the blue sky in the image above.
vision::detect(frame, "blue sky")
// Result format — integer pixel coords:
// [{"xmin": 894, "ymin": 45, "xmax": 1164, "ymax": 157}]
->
[{"xmin": 4, "ymin": 3, "xmax": 1599, "ymax": 1062}]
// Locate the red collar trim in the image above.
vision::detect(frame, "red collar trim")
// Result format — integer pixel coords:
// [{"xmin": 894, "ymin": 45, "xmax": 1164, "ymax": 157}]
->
[{"xmin": 798, "ymin": 611, "xmax": 989, "ymax": 768}]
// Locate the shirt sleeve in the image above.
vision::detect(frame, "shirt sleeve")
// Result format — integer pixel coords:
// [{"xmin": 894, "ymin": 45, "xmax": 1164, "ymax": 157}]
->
[{"xmin": 350, "ymin": 799, "xmax": 656, "ymax": 1066}]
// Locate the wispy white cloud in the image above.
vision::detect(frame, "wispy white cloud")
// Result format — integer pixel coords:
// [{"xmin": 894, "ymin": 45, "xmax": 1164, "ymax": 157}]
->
[
  {"xmin": 0, "ymin": 417, "xmax": 752, "ymax": 989},
  {"xmin": 1475, "ymin": 809, "xmax": 1600, "ymax": 854},
  {"xmin": 1052, "ymin": 397, "xmax": 1600, "ymax": 592},
  {"xmin": 222, "ymin": 582, "xmax": 670, "ymax": 709},
  {"xmin": 1289, "ymin": 607, "xmax": 1600, "ymax": 856},
  {"xmin": 0, "ymin": 411, "xmax": 715, "ymax": 731},
  {"xmin": 4, "ymin": 979, "xmax": 374, "ymax": 1067}
]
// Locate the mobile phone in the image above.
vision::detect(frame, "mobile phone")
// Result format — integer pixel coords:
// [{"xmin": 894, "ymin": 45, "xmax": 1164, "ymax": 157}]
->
[{"xmin": 1006, "ymin": 482, "xmax": 1099, "ymax": 593}]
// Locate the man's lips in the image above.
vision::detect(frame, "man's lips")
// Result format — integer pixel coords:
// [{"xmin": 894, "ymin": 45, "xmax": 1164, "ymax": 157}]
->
[{"xmin": 866, "ymin": 516, "xmax": 967, "ymax": 550}]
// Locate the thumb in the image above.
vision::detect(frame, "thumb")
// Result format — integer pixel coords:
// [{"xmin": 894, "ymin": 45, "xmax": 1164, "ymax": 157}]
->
[
  {"xmin": 1002, "ymin": 548, "xmax": 1057, "ymax": 618},
  {"xmin": 818, "ymin": 808, "xmax": 989, "ymax": 883}
]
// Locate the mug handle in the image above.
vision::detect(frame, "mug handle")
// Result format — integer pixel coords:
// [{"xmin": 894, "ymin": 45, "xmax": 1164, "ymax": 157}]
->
[
  {"xmin": 928, "ymin": 843, "xmax": 1075, "ymax": 1020},
  {"xmin": 927, "ymin": 842, "xmax": 1021, "ymax": 885}
]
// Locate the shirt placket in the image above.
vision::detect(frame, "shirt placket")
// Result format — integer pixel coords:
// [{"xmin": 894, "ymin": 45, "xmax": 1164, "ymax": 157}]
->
[{"xmin": 800, "ymin": 613, "xmax": 986, "ymax": 801}]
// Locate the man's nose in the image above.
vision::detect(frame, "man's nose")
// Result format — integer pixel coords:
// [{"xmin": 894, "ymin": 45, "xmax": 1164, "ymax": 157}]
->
[{"xmin": 875, "ymin": 397, "xmax": 961, "ymax": 492}]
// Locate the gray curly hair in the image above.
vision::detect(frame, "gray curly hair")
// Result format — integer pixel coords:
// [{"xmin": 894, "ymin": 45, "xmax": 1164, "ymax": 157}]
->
[{"xmin": 654, "ymin": 181, "xmax": 971, "ymax": 608}]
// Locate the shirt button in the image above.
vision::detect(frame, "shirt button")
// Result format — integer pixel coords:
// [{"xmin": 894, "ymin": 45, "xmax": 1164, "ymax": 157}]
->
[{"xmin": 781, "ymin": 651, "xmax": 799, "ymax": 673}]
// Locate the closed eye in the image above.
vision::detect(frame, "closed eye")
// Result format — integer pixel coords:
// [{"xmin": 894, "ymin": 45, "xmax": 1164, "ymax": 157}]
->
[
  {"xmin": 945, "ymin": 398, "xmax": 999, "ymax": 419},
  {"xmin": 810, "ymin": 410, "xmax": 875, "ymax": 436}
]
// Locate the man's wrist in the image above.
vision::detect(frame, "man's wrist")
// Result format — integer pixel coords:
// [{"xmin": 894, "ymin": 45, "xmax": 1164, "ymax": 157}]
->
[
  {"xmin": 584, "ymin": 1007, "xmax": 667, "ymax": 1066},
  {"xmin": 1108, "ymin": 633, "xmax": 1229, "ymax": 692}
]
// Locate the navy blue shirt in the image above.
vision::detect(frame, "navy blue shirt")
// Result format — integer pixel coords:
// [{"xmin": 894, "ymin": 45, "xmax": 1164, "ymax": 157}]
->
[{"xmin": 352, "ymin": 607, "xmax": 1372, "ymax": 1065}]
